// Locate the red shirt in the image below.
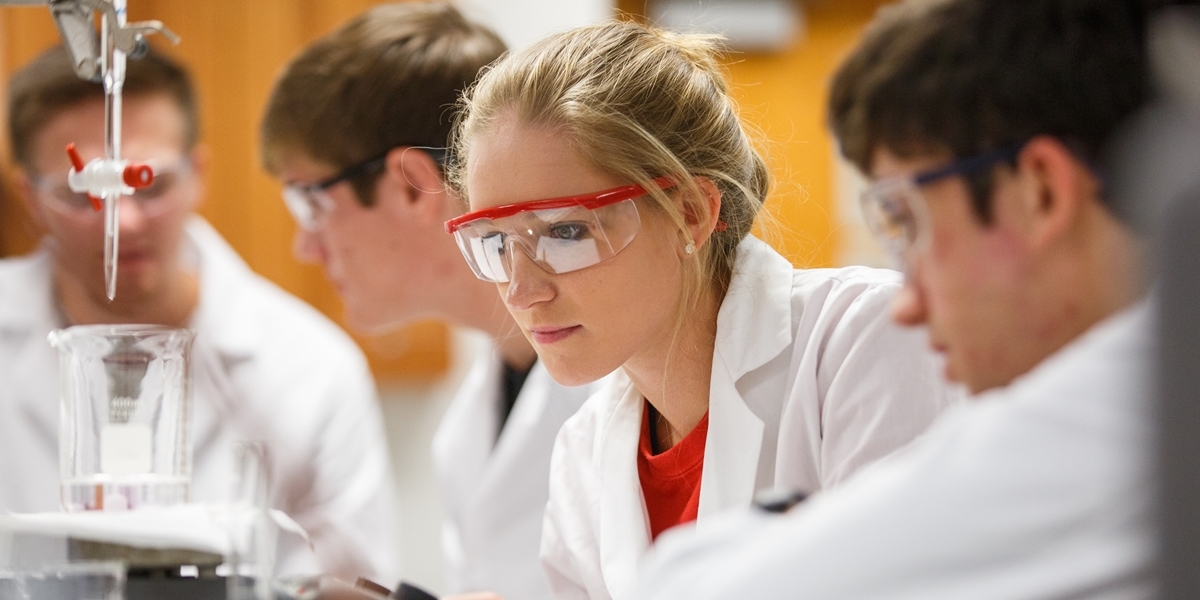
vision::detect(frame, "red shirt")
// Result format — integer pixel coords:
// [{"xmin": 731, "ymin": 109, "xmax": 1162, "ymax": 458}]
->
[{"xmin": 637, "ymin": 402, "xmax": 710, "ymax": 540}]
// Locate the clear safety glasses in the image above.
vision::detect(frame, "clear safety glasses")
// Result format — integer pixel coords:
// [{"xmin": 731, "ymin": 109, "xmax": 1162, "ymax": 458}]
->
[
  {"xmin": 282, "ymin": 146, "xmax": 447, "ymax": 231},
  {"xmin": 31, "ymin": 157, "xmax": 194, "ymax": 218},
  {"xmin": 444, "ymin": 177, "xmax": 676, "ymax": 283},
  {"xmin": 282, "ymin": 152, "xmax": 386, "ymax": 232},
  {"xmin": 861, "ymin": 144, "xmax": 1023, "ymax": 267}
]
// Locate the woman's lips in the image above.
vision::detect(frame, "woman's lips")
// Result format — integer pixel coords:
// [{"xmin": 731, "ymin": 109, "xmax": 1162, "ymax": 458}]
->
[{"xmin": 530, "ymin": 325, "xmax": 581, "ymax": 345}]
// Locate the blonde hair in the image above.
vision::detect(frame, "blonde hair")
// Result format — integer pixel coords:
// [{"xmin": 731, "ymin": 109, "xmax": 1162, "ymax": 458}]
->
[{"xmin": 448, "ymin": 20, "xmax": 770, "ymax": 317}]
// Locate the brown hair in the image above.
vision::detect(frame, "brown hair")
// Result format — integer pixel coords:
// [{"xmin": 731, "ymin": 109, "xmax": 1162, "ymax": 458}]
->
[
  {"xmin": 260, "ymin": 2, "xmax": 506, "ymax": 205},
  {"xmin": 448, "ymin": 20, "xmax": 770, "ymax": 313},
  {"xmin": 829, "ymin": 0, "xmax": 1152, "ymax": 221},
  {"xmin": 8, "ymin": 45, "xmax": 199, "ymax": 173}
]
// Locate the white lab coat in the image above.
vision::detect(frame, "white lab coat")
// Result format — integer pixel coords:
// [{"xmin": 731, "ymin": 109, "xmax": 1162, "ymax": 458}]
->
[
  {"xmin": 540, "ymin": 236, "xmax": 961, "ymax": 600},
  {"xmin": 433, "ymin": 343, "xmax": 598, "ymax": 600},
  {"xmin": 0, "ymin": 217, "xmax": 400, "ymax": 581},
  {"xmin": 637, "ymin": 301, "xmax": 1155, "ymax": 600}
]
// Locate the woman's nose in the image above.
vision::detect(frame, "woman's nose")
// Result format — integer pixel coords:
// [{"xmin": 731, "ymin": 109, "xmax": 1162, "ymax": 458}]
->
[{"xmin": 504, "ymin": 243, "xmax": 555, "ymax": 311}]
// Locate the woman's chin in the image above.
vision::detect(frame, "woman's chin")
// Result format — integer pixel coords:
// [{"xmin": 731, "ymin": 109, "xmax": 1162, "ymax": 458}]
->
[{"xmin": 541, "ymin": 357, "xmax": 610, "ymax": 388}]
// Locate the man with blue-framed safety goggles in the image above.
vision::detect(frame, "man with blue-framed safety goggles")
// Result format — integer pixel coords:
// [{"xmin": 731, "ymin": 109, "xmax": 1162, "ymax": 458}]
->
[
  {"xmin": 860, "ymin": 144, "xmax": 1023, "ymax": 267},
  {"xmin": 636, "ymin": 0, "xmax": 1160, "ymax": 598}
]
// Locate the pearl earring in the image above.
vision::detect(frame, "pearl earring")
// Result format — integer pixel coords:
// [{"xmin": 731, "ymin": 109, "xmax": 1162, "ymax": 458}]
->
[{"xmin": 685, "ymin": 241, "xmax": 696, "ymax": 255}]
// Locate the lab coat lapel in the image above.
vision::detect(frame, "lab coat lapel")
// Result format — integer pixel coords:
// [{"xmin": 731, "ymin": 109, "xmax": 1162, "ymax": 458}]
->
[
  {"xmin": 715, "ymin": 236, "xmax": 794, "ymax": 377},
  {"xmin": 697, "ymin": 237, "xmax": 794, "ymax": 517},
  {"xmin": 598, "ymin": 378, "xmax": 651, "ymax": 600},
  {"xmin": 477, "ymin": 363, "xmax": 552, "ymax": 497},
  {"xmin": 436, "ymin": 348, "xmax": 500, "ymax": 509},
  {"xmin": 185, "ymin": 217, "xmax": 270, "ymax": 464},
  {"xmin": 186, "ymin": 217, "xmax": 323, "ymax": 509},
  {"xmin": 698, "ymin": 352, "xmax": 764, "ymax": 518},
  {"xmin": 188, "ymin": 216, "xmax": 262, "ymax": 360}
]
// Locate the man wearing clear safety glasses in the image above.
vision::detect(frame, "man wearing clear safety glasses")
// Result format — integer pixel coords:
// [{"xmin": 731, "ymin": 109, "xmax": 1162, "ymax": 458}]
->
[
  {"xmin": 858, "ymin": 145, "xmax": 1022, "ymax": 270},
  {"xmin": 637, "ymin": 0, "xmax": 1160, "ymax": 598},
  {"xmin": 30, "ymin": 157, "xmax": 195, "ymax": 219},
  {"xmin": 280, "ymin": 145, "xmax": 446, "ymax": 235},
  {"xmin": 0, "ymin": 46, "xmax": 398, "ymax": 581}
]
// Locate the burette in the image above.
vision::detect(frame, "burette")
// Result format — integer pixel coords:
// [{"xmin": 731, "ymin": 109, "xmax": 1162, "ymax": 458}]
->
[
  {"xmin": 0, "ymin": 0, "xmax": 179, "ymax": 299},
  {"xmin": 100, "ymin": 0, "xmax": 129, "ymax": 301}
]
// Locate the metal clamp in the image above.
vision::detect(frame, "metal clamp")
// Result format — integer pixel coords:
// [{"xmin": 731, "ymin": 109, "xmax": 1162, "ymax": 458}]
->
[{"xmin": 0, "ymin": 0, "xmax": 180, "ymax": 80}]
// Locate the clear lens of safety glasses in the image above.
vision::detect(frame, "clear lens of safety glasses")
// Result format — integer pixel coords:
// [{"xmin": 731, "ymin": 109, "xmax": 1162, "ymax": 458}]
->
[
  {"xmin": 33, "ymin": 158, "xmax": 194, "ymax": 218},
  {"xmin": 446, "ymin": 176, "xmax": 674, "ymax": 283},
  {"xmin": 282, "ymin": 185, "xmax": 335, "ymax": 232},
  {"xmin": 859, "ymin": 177, "xmax": 931, "ymax": 268},
  {"xmin": 452, "ymin": 198, "xmax": 643, "ymax": 283}
]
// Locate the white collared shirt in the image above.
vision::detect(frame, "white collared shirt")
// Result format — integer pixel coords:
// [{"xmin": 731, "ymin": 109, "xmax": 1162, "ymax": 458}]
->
[{"xmin": 539, "ymin": 235, "xmax": 961, "ymax": 600}]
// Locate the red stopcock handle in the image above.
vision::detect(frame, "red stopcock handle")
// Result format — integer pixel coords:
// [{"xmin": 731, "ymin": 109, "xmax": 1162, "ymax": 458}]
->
[
  {"xmin": 66, "ymin": 143, "xmax": 102, "ymax": 212},
  {"xmin": 65, "ymin": 143, "xmax": 155, "ymax": 212},
  {"xmin": 123, "ymin": 164, "xmax": 154, "ymax": 189}
]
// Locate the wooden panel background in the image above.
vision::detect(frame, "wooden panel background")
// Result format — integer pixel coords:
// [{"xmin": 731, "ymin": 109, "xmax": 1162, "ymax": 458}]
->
[{"xmin": 0, "ymin": 1, "xmax": 449, "ymax": 382}]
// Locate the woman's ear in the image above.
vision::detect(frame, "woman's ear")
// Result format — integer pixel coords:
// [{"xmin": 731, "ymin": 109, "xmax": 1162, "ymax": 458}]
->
[{"xmin": 683, "ymin": 176, "xmax": 723, "ymax": 251}]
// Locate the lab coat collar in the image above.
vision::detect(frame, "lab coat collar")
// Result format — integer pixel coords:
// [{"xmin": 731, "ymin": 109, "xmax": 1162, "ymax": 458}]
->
[
  {"xmin": 696, "ymin": 236, "xmax": 792, "ymax": 516},
  {"xmin": 715, "ymin": 235, "xmax": 795, "ymax": 379},
  {"xmin": 433, "ymin": 340, "xmax": 500, "ymax": 510},
  {"xmin": 599, "ymin": 377, "xmax": 654, "ymax": 599}
]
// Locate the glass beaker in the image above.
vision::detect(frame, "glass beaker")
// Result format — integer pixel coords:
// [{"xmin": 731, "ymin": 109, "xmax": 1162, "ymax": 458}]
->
[
  {"xmin": 223, "ymin": 442, "xmax": 276, "ymax": 600},
  {"xmin": 49, "ymin": 325, "xmax": 195, "ymax": 512}
]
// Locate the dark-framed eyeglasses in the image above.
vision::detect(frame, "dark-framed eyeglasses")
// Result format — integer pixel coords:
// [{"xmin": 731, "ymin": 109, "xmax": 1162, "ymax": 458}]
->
[{"xmin": 282, "ymin": 146, "xmax": 448, "ymax": 231}]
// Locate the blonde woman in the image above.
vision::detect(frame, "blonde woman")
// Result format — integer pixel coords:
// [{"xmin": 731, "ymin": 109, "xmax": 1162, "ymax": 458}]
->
[{"xmin": 443, "ymin": 21, "xmax": 959, "ymax": 600}]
